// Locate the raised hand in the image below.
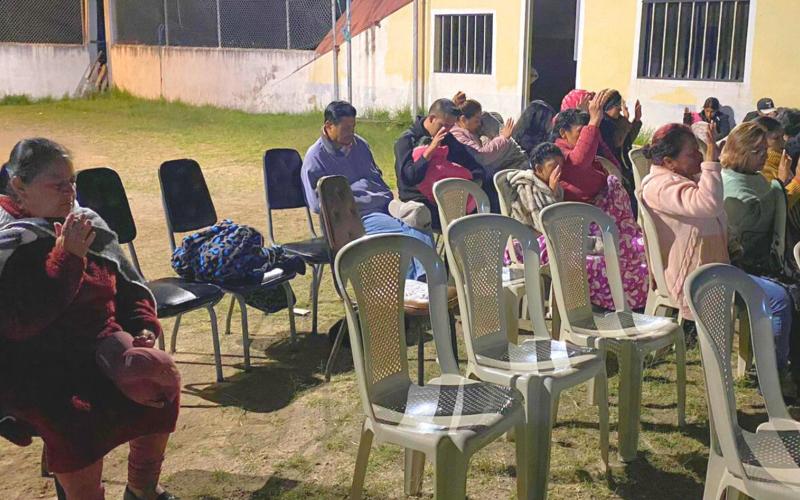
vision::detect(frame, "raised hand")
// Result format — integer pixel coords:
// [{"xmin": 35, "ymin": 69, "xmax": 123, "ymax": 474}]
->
[
  {"xmin": 500, "ymin": 118, "xmax": 515, "ymax": 139},
  {"xmin": 452, "ymin": 91, "xmax": 467, "ymax": 107},
  {"xmin": 634, "ymin": 100, "xmax": 642, "ymax": 122},
  {"xmin": 621, "ymin": 99, "xmax": 630, "ymax": 121},
  {"xmin": 588, "ymin": 89, "xmax": 611, "ymax": 126},
  {"xmin": 423, "ymin": 126, "xmax": 448, "ymax": 160},
  {"xmin": 577, "ymin": 93, "xmax": 592, "ymax": 112},
  {"xmin": 548, "ymin": 165, "xmax": 562, "ymax": 192},
  {"xmin": 705, "ymin": 122, "xmax": 720, "ymax": 162},
  {"xmin": 54, "ymin": 213, "xmax": 95, "ymax": 258}
]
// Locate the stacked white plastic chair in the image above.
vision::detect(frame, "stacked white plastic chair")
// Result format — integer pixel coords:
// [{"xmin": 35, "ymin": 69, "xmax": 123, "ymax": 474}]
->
[
  {"xmin": 446, "ymin": 213, "xmax": 609, "ymax": 499},
  {"xmin": 335, "ymin": 233, "xmax": 532, "ymax": 499},
  {"xmin": 686, "ymin": 264, "xmax": 800, "ymax": 499},
  {"xmin": 539, "ymin": 202, "xmax": 686, "ymax": 462}
]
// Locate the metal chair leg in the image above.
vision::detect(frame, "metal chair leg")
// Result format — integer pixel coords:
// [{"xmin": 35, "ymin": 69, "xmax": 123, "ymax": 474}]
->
[
  {"xmin": 324, "ymin": 319, "xmax": 347, "ymax": 382},
  {"xmin": 310, "ymin": 264, "xmax": 323, "ymax": 336},
  {"xmin": 235, "ymin": 294, "xmax": 252, "ymax": 371},
  {"xmin": 283, "ymin": 282, "xmax": 298, "ymax": 347},
  {"xmin": 224, "ymin": 295, "xmax": 236, "ymax": 335},
  {"xmin": 169, "ymin": 314, "xmax": 182, "ymax": 354},
  {"xmin": 207, "ymin": 306, "xmax": 224, "ymax": 383}
]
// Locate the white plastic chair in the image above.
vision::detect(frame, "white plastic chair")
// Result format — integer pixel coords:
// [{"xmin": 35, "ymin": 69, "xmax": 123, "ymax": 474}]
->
[
  {"xmin": 795, "ymin": 241, "xmax": 800, "ymax": 270},
  {"xmin": 335, "ymin": 233, "xmax": 530, "ymax": 499},
  {"xmin": 597, "ymin": 155, "xmax": 623, "ymax": 182},
  {"xmin": 494, "ymin": 168, "xmax": 517, "ymax": 218},
  {"xmin": 636, "ymin": 191, "xmax": 683, "ymax": 322},
  {"xmin": 686, "ymin": 264, "xmax": 800, "ymax": 499},
  {"xmin": 433, "ymin": 177, "xmax": 533, "ymax": 338},
  {"xmin": 539, "ymin": 202, "xmax": 686, "ymax": 462},
  {"xmin": 446, "ymin": 213, "xmax": 609, "ymax": 499},
  {"xmin": 628, "ymin": 147, "xmax": 650, "ymax": 193}
]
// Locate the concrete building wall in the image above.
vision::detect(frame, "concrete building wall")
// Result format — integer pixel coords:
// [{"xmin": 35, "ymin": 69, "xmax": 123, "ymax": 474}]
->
[
  {"xmin": 0, "ymin": 43, "xmax": 91, "ymax": 99},
  {"xmin": 577, "ymin": 0, "xmax": 800, "ymax": 130},
  {"xmin": 107, "ymin": 0, "xmax": 526, "ymax": 118}
]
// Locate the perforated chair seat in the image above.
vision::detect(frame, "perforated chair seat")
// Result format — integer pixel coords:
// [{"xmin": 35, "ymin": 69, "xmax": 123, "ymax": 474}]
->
[
  {"xmin": 402, "ymin": 280, "xmax": 459, "ymax": 316},
  {"xmin": 148, "ymin": 278, "xmax": 225, "ymax": 318},
  {"xmin": 282, "ymin": 237, "xmax": 330, "ymax": 264},
  {"xmin": 570, "ymin": 311, "xmax": 680, "ymax": 342},
  {"xmin": 740, "ymin": 426, "xmax": 800, "ymax": 486},
  {"xmin": 371, "ymin": 374, "xmax": 522, "ymax": 435},
  {"xmin": 475, "ymin": 339, "xmax": 597, "ymax": 374}
]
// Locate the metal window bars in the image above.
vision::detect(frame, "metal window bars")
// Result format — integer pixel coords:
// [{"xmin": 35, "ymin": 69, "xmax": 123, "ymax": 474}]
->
[
  {"xmin": 434, "ymin": 14, "xmax": 493, "ymax": 75},
  {"xmin": 638, "ymin": 0, "xmax": 749, "ymax": 82}
]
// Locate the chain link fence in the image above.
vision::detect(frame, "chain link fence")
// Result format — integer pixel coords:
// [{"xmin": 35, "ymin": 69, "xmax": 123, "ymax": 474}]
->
[
  {"xmin": 0, "ymin": 0, "xmax": 85, "ymax": 44},
  {"xmin": 115, "ymin": 0, "xmax": 340, "ymax": 50}
]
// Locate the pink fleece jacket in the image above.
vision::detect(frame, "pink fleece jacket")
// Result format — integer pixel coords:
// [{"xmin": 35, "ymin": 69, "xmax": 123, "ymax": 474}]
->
[
  {"xmin": 640, "ymin": 161, "xmax": 729, "ymax": 318},
  {"xmin": 449, "ymin": 126, "xmax": 510, "ymax": 166}
]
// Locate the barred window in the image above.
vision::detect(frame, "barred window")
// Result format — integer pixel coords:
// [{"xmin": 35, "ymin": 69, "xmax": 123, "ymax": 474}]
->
[
  {"xmin": 0, "ymin": 0, "xmax": 84, "ymax": 45},
  {"xmin": 434, "ymin": 14, "xmax": 493, "ymax": 75},
  {"xmin": 638, "ymin": 0, "xmax": 750, "ymax": 82}
]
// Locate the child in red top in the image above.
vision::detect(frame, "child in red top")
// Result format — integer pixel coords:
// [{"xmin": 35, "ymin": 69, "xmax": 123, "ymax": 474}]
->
[{"xmin": 413, "ymin": 145, "xmax": 477, "ymax": 212}]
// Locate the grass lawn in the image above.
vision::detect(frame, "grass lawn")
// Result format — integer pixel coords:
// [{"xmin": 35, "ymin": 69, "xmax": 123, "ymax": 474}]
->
[{"xmin": 0, "ymin": 93, "xmax": 792, "ymax": 499}]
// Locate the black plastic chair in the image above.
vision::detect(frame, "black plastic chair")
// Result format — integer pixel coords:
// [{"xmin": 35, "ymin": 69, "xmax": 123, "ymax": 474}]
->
[
  {"xmin": 76, "ymin": 167, "xmax": 227, "ymax": 382},
  {"xmin": 263, "ymin": 148, "xmax": 330, "ymax": 335},
  {"xmin": 158, "ymin": 159, "xmax": 298, "ymax": 371}
]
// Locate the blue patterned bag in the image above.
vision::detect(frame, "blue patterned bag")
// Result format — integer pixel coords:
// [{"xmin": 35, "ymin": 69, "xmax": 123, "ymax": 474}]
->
[{"xmin": 171, "ymin": 220, "xmax": 283, "ymax": 285}]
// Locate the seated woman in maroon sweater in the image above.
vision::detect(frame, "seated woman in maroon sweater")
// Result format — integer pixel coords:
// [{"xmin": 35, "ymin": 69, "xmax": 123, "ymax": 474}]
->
[
  {"xmin": 0, "ymin": 139, "xmax": 179, "ymax": 500},
  {"xmin": 551, "ymin": 91, "xmax": 649, "ymax": 309}
]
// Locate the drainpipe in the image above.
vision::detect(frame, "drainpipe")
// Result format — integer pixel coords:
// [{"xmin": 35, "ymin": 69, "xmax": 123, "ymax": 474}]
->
[
  {"xmin": 346, "ymin": 0, "xmax": 353, "ymax": 103},
  {"xmin": 412, "ymin": 0, "xmax": 419, "ymax": 115},
  {"xmin": 332, "ymin": 0, "xmax": 339, "ymax": 100}
]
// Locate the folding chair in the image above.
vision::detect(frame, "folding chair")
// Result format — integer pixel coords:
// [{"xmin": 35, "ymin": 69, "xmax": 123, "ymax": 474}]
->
[
  {"xmin": 263, "ymin": 148, "xmax": 330, "ymax": 335},
  {"xmin": 158, "ymin": 159, "xmax": 297, "ymax": 373},
  {"xmin": 76, "ymin": 167, "xmax": 227, "ymax": 381}
]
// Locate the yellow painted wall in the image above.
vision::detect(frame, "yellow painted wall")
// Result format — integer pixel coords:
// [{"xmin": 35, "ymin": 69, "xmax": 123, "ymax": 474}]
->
[
  {"xmin": 425, "ymin": 0, "xmax": 524, "ymax": 89},
  {"xmin": 749, "ymin": 0, "xmax": 800, "ymax": 107},
  {"xmin": 577, "ymin": 0, "xmax": 800, "ymax": 125},
  {"xmin": 577, "ymin": 0, "xmax": 638, "ymax": 95}
]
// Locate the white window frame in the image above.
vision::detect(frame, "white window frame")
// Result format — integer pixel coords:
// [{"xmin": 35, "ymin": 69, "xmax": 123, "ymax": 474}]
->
[
  {"xmin": 429, "ymin": 9, "xmax": 496, "ymax": 79},
  {"xmin": 630, "ymin": 0, "xmax": 757, "ymax": 87}
]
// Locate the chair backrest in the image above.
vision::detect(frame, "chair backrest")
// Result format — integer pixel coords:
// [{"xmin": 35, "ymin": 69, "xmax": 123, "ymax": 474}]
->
[
  {"xmin": 158, "ymin": 159, "xmax": 218, "ymax": 250},
  {"xmin": 76, "ymin": 167, "xmax": 144, "ymax": 274},
  {"xmin": 76, "ymin": 167, "xmax": 137, "ymax": 245},
  {"xmin": 686, "ymin": 264, "xmax": 793, "ymax": 479},
  {"xmin": 317, "ymin": 175, "xmax": 365, "ymax": 261},
  {"xmin": 262, "ymin": 148, "xmax": 316, "ymax": 245},
  {"xmin": 432, "ymin": 178, "xmax": 491, "ymax": 233},
  {"xmin": 493, "ymin": 169, "xmax": 516, "ymax": 217},
  {"xmin": 539, "ymin": 202, "xmax": 627, "ymax": 328},
  {"xmin": 445, "ymin": 214, "xmax": 550, "ymax": 358},
  {"xmin": 335, "ymin": 233, "xmax": 457, "ymax": 418},
  {"xmin": 596, "ymin": 156, "xmax": 623, "ymax": 181},
  {"xmin": 628, "ymin": 147, "xmax": 650, "ymax": 191},
  {"xmin": 772, "ymin": 180, "xmax": 787, "ymax": 268},
  {"xmin": 636, "ymin": 191, "xmax": 672, "ymax": 302},
  {"xmin": 794, "ymin": 241, "xmax": 800, "ymax": 270}
]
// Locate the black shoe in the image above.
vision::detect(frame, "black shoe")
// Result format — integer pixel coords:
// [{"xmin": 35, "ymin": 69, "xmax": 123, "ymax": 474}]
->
[{"xmin": 124, "ymin": 486, "xmax": 178, "ymax": 500}]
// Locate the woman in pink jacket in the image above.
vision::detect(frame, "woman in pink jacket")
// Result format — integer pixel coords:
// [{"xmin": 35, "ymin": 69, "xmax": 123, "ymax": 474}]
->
[
  {"xmin": 450, "ymin": 99, "xmax": 528, "ymax": 175},
  {"xmin": 641, "ymin": 124, "xmax": 792, "ymax": 371}
]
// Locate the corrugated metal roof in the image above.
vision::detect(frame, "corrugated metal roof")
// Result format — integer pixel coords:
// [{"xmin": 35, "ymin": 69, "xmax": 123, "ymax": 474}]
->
[{"xmin": 316, "ymin": 0, "xmax": 413, "ymax": 54}]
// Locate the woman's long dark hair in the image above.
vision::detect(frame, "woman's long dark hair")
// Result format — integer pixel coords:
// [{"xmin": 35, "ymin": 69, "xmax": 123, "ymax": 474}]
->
[{"xmin": 512, "ymin": 100, "xmax": 556, "ymax": 154}]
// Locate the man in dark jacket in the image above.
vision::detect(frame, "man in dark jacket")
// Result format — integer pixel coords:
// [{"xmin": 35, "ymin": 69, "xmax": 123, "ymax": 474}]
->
[{"xmin": 394, "ymin": 98, "xmax": 497, "ymax": 229}]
